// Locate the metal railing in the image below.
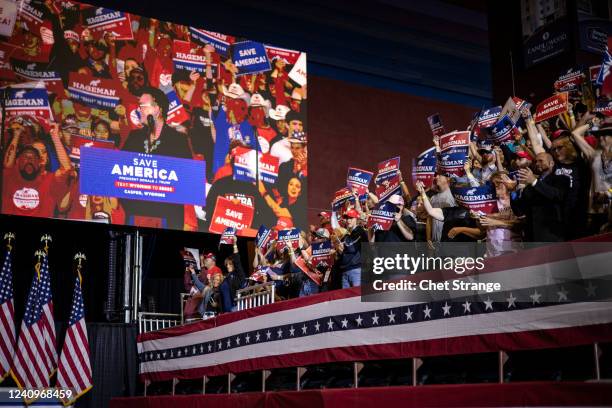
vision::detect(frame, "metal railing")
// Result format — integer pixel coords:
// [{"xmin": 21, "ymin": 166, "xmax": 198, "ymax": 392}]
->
[
  {"xmin": 140, "ymin": 284, "xmax": 275, "ymax": 333},
  {"xmin": 235, "ymin": 282, "xmax": 276, "ymax": 311},
  {"xmin": 138, "ymin": 312, "xmax": 181, "ymax": 334}
]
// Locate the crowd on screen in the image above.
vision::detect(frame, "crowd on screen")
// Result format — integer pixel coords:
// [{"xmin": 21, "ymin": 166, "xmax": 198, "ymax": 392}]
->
[
  {"xmin": 182, "ymin": 72, "xmax": 612, "ymax": 318},
  {"xmin": 1, "ymin": 1, "xmax": 307, "ymax": 231}
]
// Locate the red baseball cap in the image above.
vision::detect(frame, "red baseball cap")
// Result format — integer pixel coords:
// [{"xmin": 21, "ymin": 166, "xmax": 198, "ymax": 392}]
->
[
  {"xmin": 343, "ymin": 209, "xmax": 360, "ymax": 219},
  {"xmin": 203, "ymin": 252, "xmax": 216, "ymax": 260},
  {"xmin": 516, "ymin": 150, "xmax": 534, "ymax": 160},
  {"xmin": 552, "ymin": 129, "xmax": 570, "ymax": 140}
]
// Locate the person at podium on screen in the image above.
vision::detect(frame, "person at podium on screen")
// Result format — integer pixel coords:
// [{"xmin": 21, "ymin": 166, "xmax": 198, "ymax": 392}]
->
[{"xmin": 121, "ymin": 87, "xmax": 192, "ymax": 230}]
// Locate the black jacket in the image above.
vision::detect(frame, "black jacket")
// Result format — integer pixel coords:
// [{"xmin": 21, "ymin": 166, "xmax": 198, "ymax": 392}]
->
[
  {"xmin": 512, "ymin": 171, "xmax": 570, "ymax": 242},
  {"xmin": 337, "ymin": 226, "xmax": 368, "ymax": 272},
  {"xmin": 121, "ymin": 125, "xmax": 193, "ymax": 229}
]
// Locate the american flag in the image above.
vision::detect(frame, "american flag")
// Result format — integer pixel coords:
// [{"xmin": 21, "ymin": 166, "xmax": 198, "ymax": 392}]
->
[
  {"xmin": 595, "ymin": 37, "xmax": 612, "ymax": 94},
  {"xmin": 57, "ymin": 274, "xmax": 93, "ymax": 405},
  {"xmin": 11, "ymin": 254, "xmax": 57, "ymax": 401},
  {"xmin": 0, "ymin": 245, "xmax": 15, "ymax": 382}
]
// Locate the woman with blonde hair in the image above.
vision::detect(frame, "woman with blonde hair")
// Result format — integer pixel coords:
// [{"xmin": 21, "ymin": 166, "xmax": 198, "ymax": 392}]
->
[{"xmin": 478, "ymin": 172, "xmax": 524, "ymax": 257}]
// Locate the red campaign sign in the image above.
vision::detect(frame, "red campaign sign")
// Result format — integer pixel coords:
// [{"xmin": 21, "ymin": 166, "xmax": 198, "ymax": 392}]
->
[
  {"xmin": 258, "ymin": 153, "xmax": 280, "ymax": 184},
  {"xmin": 374, "ymin": 172, "xmax": 401, "ymax": 202},
  {"xmin": 172, "ymin": 40, "xmax": 206, "ymax": 72},
  {"xmin": 10, "ymin": 20, "xmax": 54, "ymax": 63},
  {"xmin": 439, "ymin": 131, "xmax": 470, "ymax": 151},
  {"xmin": 223, "ymin": 193, "xmax": 255, "ymax": 209},
  {"xmin": 367, "ymin": 215, "xmax": 394, "ymax": 231},
  {"xmin": 377, "ymin": 156, "xmax": 400, "ymax": 176},
  {"xmin": 69, "ymin": 135, "xmax": 115, "ymax": 162},
  {"xmin": 590, "ymin": 65, "xmax": 601, "ymax": 83},
  {"xmin": 264, "ymin": 45, "xmax": 301, "ymax": 65},
  {"xmin": 0, "ymin": 43, "xmax": 17, "ymax": 81},
  {"xmin": 346, "ymin": 167, "xmax": 373, "ymax": 195},
  {"xmin": 534, "ymin": 92, "xmax": 569, "ymax": 123},
  {"xmin": 17, "ymin": 0, "xmax": 47, "ymax": 32},
  {"xmin": 331, "ymin": 187, "xmax": 355, "ymax": 213},
  {"xmin": 294, "ymin": 256, "xmax": 322, "ymax": 286},
  {"xmin": 68, "ymin": 71, "xmax": 123, "ymax": 109},
  {"xmin": 83, "ymin": 6, "xmax": 134, "ymax": 40},
  {"xmin": 426, "ymin": 113, "xmax": 445, "ymax": 137},
  {"xmin": 208, "ymin": 196, "xmax": 255, "ymax": 234},
  {"xmin": 219, "ymin": 227, "xmax": 237, "ymax": 245},
  {"xmin": 165, "ymin": 89, "xmax": 190, "ymax": 125}
]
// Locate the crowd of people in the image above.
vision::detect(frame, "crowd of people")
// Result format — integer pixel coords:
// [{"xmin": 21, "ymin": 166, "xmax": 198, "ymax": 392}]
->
[
  {"xmin": 1, "ymin": 0, "xmax": 307, "ymax": 231},
  {"xmin": 181, "ymin": 73, "xmax": 611, "ymax": 318},
  {"xmin": 1, "ymin": 2, "xmax": 610, "ymax": 319}
]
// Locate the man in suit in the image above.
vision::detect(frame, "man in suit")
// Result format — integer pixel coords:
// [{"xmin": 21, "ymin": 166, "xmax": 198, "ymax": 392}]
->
[{"xmin": 512, "ymin": 152, "xmax": 570, "ymax": 242}]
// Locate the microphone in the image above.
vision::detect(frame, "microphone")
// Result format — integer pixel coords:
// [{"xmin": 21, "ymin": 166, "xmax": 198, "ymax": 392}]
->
[
  {"xmin": 146, "ymin": 114, "xmax": 155, "ymax": 131},
  {"xmin": 146, "ymin": 114, "xmax": 155, "ymax": 148}
]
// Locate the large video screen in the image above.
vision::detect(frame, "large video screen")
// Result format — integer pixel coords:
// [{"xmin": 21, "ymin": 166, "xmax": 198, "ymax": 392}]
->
[{"xmin": 0, "ymin": 0, "xmax": 307, "ymax": 236}]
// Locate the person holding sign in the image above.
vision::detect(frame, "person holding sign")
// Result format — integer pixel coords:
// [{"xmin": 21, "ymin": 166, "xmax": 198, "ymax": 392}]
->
[
  {"xmin": 335, "ymin": 208, "xmax": 368, "ymax": 288},
  {"xmin": 218, "ymin": 242, "xmax": 246, "ymax": 312},
  {"xmin": 570, "ymin": 120, "xmax": 611, "ymax": 234},
  {"xmin": 479, "ymin": 172, "xmax": 523, "ymax": 257},
  {"xmin": 416, "ymin": 181, "xmax": 482, "ymax": 242},
  {"xmin": 370, "ymin": 194, "xmax": 416, "ymax": 242}
]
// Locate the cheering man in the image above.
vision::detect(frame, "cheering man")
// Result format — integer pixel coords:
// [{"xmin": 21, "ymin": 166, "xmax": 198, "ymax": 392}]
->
[{"xmin": 2, "ymin": 146, "xmax": 73, "ymax": 218}]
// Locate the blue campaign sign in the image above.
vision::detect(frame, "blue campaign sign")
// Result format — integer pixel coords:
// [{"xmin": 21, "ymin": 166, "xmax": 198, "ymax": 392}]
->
[
  {"xmin": 79, "ymin": 147, "xmax": 206, "ymax": 206},
  {"xmin": 439, "ymin": 146, "xmax": 468, "ymax": 175},
  {"xmin": 232, "ymin": 41, "xmax": 271, "ymax": 75},
  {"xmin": 451, "ymin": 183, "xmax": 498, "ymax": 215},
  {"xmin": 489, "ymin": 114, "xmax": 516, "ymax": 144}
]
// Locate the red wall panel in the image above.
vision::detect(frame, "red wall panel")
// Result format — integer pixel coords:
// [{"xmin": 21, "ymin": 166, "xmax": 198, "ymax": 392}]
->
[{"xmin": 307, "ymin": 76, "xmax": 477, "ymax": 222}]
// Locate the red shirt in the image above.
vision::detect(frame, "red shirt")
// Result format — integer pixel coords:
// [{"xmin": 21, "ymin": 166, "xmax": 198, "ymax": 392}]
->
[
  {"xmin": 2, "ymin": 168, "xmax": 67, "ymax": 218},
  {"xmin": 205, "ymin": 265, "xmax": 223, "ymax": 282}
]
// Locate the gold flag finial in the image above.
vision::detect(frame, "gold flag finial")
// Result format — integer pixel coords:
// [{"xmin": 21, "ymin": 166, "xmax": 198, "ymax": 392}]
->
[
  {"xmin": 4, "ymin": 232, "xmax": 15, "ymax": 252},
  {"xmin": 40, "ymin": 234, "xmax": 52, "ymax": 254},
  {"xmin": 74, "ymin": 253, "xmax": 86, "ymax": 285},
  {"xmin": 34, "ymin": 249, "xmax": 46, "ymax": 280}
]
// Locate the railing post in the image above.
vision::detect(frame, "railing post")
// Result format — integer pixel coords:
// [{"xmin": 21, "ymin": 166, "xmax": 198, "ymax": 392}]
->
[
  {"xmin": 227, "ymin": 373, "xmax": 236, "ymax": 394},
  {"xmin": 296, "ymin": 367, "xmax": 307, "ymax": 391},
  {"xmin": 262, "ymin": 369, "xmax": 271, "ymax": 392},
  {"xmin": 594, "ymin": 342, "xmax": 602, "ymax": 381},
  {"xmin": 499, "ymin": 351, "xmax": 509, "ymax": 383},
  {"xmin": 180, "ymin": 293, "xmax": 185, "ymax": 324},
  {"xmin": 143, "ymin": 379, "xmax": 150, "ymax": 397},
  {"xmin": 353, "ymin": 362, "xmax": 364, "ymax": 388},
  {"xmin": 171, "ymin": 378, "xmax": 178, "ymax": 395},
  {"xmin": 202, "ymin": 376, "xmax": 209, "ymax": 394},
  {"xmin": 412, "ymin": 358, "xmax": 422, "ymax": 386}
]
